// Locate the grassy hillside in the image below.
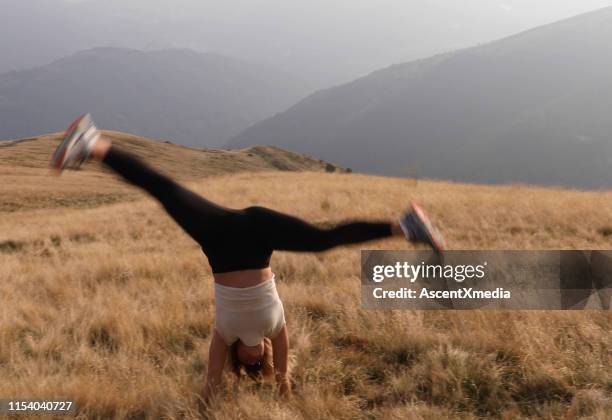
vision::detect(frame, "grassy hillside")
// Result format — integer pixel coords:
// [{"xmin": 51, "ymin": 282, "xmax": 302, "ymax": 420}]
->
[
  {"xmin": 0, "ymin": 131, "xmax": 344, "ymax": 212},
  {"xmin": 0, "ymin": 140, "xmax": 610, "ymax": 418}
]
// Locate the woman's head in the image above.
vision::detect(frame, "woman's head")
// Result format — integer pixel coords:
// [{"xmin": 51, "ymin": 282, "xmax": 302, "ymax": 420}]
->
[{"xmin": 229, "ymin": 338, "xmax": 274, "ymax": 380}]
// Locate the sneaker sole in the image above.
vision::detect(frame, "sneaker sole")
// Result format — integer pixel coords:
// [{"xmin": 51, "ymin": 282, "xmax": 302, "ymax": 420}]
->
[
  {"xmin": 51, "ymin": 114, "xmax": 87, "ymax": 172},
  {"xmin": 411, "ymin": 203, "xmax": 446, "ymax": 252}
]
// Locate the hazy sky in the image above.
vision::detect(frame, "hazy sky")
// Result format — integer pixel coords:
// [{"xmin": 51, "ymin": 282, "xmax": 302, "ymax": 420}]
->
[
  {"xmin": 3, "ymin": 0, "xmax": 612, "ymax": 86},
  {"xmin": 63, "ymin": 1, "xmax": 612, "ymax": 22}
]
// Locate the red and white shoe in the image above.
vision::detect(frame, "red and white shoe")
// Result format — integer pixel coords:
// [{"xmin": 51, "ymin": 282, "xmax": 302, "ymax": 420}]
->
[
  {"xmin": 399, "ymin": 203, "xmax": 446, "ymax": 252},
  {"xmin": 51, "ymin": 113, "xmax": 100, "ymax": 173}
]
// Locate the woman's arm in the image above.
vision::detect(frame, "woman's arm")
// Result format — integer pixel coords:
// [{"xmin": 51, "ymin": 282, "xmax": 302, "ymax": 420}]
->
[
  {"xmin": 202, "ymin": 330, "xmax": 229, "ymax": 403},
  {"xmin": 271, "ymin": 325, "xmax": 291, "ymax": 397}
]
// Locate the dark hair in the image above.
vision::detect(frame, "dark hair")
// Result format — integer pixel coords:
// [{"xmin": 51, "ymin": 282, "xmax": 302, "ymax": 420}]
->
[{"xmin": 228, "ymin": 338, "xmax": 274, "ymax": 381}]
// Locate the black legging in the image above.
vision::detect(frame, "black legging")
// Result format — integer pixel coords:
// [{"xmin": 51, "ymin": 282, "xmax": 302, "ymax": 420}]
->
[{"xmin": 103, "ymin": 147, "xmax": 392, "ymax": 272}]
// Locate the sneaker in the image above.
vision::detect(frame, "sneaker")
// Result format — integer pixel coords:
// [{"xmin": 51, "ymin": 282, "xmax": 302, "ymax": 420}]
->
[
  {"xmin": 399, "ymin": 203, "xmax": 446, "ymax": 252},
  {"xmin": 51, "ymin": 113, "xmax": 100, "ymax": 172}
]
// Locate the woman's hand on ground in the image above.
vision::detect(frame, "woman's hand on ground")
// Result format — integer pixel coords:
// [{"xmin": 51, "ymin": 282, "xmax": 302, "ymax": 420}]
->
[{"xmin": 277, "ymin": 376, "xmax": 292, "ymax": 398}]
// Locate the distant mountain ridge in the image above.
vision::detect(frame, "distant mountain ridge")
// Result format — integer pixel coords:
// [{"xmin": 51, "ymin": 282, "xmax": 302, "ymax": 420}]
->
[
  {"xmin": 0, "ymin": 47, "xmax": 310, "ymax": 147},
  {"xmin": 230, "ymin": 7, "xmax": 612, "ymax": 189},
  {"xmin": 3, "ymin": 1, "xmax": 610, "ymax": 89}
]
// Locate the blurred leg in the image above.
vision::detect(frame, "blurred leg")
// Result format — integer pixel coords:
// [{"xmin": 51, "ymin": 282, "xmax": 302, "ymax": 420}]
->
[
  {"xmin": 101, "ymin": 146, "xmax": 229, "ymax": 244},
  {"xmin": 245, "ymin": 206, "xmax": 393, "ymax": 252}
]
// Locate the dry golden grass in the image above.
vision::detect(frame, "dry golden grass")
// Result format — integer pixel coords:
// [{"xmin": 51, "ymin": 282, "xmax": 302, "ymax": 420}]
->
[{"xmin": 0, "ymin": 136, "xmax": 611, "ymax": 419}]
